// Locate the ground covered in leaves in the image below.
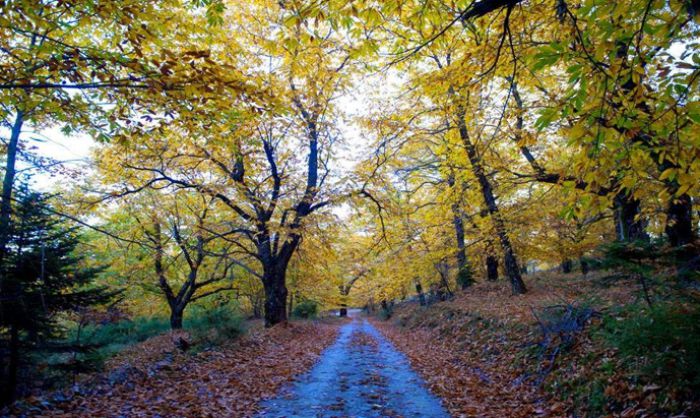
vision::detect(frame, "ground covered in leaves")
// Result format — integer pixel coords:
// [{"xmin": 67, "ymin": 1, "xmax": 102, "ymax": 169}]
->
[
  {"xmin": 6, "ymin": 320, "xmax": 340, "ymax": 417},
  {"xmin": 373, "ymin": 272, "xmax": 698, "ymax": 417}
]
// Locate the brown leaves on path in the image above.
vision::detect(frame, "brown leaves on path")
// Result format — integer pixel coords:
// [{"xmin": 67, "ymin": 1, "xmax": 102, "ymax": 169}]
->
[{"xmin": 16, "ymin": 320, "xmax": 340, "ymax": 417}]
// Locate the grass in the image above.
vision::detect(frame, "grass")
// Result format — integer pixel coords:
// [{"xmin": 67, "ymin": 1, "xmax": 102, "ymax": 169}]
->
[
  {"xmin": 40, "ymin": 303, "xmax": 246, "ymax": 379},
  {"xmin": 599, "ymin": 300, "xmax": 700, "ymax": 393},
  {"xmin": 545, "ymin": 298, "xmax": 700, "ymax": 416},
  {"xmin": 68, "ymin": 316, "xmax": 171, "ymax": 353},
  {"xmin": 186, "ymin": 304, "xmax": 245, "ymax": 347}
]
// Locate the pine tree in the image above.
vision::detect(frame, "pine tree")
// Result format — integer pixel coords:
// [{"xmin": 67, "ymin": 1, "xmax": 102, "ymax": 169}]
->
[{"xmin": 0, "ymin": 187, "xmax": 114, "ymax": 405}]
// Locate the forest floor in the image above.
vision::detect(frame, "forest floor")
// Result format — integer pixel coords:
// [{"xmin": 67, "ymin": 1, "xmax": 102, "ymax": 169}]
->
[
  {"xmin": 6, "ymin": 271, "xmax": 698, "ymax": 417},
  {"xmin": 373, "ymin": 271, "xmax": 699, "ymax": 417},
  {"xmin": 7, "ymin": 320, "xmax": 340, "ymax": 417},
  {"xmin": 259, "ymin": 311, "xmax": 448, "ymax": 418}
]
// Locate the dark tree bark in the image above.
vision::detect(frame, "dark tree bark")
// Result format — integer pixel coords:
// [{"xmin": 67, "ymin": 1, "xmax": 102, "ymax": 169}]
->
[
  {"xmin": 580, "ymin": 257, "xmax": 590, "ymax": 275},
  {"xmin": 338, "ymin": 286, "xmax": 349, "ymax": 317},
  {"xmin": 170, "ymin": 308, "xmax": 184, "ymax": 329},
  {"xmin": 338, "ymin": 269, "xmax": 368, "ymax": 317},
  {"xmin": 453, "ymin": 209, "xmax": 472, "ymax": 287},
  {"xmin": 338, "ymin": 285, "xmax": 348, "ymax": 317},
  {"xmin": 258, "ymin": 234, "xmax": 298, "ymax": 326},
  {"xmin": 461, "ymin": 0, "xmax": 523, "ymax": 21},
  {"xmin": 416, "ymin": 282, "xmax": 426, "ymax": 306},
  {"xmin": 380, "ymin": 299, "xmax": 391, "ymax": 318},
  {"xmin": 435, "ymin": 262, "xmax": 454, "ymax": 298},
  {"xmin": 448, "ymin": 174, "xmax": 473, "ymax": 289},
  {"xmin": 263, "ymin": 275, "xmax": 288, "ymax": 326},
  {"xmin": 262, "ymin": 265, "xmax": 289, "ymax": 326},
  {"xmin": 455, "ymin": 105, "xmax": 526, "ymax": 294},
  {"xmin": 665, "ymin": 193, "xmax": 695, "ymax": 248},
  {"xmin": 148, "ymin": 212, "xmax": 236, "ymax": 330},
  {"xmin": 486, "ymin": 254, "xmax": 499, "ymax": 281},
  {"xmin": 0, "ymin": 112, "xmax": 25, "ymax": 267},
  {"xmin": 254, "ymin": 94, "xmax": 322, "ymax": 326},
  {"xmin": 0, "ymin": 113, "xmax": 25, "ymax": 407},
  {"xmin": 561, "ymin": 259, "xmax": 573, "ymax": 274},
  {"xmin": 613, "ymin": 192, "xmax": 649, "ymax": 242}
]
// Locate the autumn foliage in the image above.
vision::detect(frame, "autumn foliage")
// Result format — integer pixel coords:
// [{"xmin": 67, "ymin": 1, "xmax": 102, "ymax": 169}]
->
[{"xmin": 1, "ymin": 0, "xmax": 700, "ymax": 415}]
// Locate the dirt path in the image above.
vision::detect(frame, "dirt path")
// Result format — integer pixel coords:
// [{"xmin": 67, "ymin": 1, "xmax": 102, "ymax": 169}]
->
[{"xmin": 258, "ymin": 314, "xmax": 449, "ymax": 418}]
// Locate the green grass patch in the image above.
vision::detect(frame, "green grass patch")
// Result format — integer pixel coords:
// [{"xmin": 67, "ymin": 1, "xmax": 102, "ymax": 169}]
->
[{"xmin": 599, "ymin": 301, "xmax": 700, "ymax": 392}]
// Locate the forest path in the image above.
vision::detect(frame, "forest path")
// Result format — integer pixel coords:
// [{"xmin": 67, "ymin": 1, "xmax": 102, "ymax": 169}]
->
[{"xmin": 258, "ymin": 312, "xmax": 449, "ymax": 418}]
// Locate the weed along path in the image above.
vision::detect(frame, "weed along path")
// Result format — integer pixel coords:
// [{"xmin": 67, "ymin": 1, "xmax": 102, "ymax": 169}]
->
[{"xmin": 258, "ymin": 313, "xmax": 449, "ymax": 418}]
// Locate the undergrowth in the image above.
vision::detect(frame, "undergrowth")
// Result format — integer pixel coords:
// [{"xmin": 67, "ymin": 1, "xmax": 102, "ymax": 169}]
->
[
  {"xmin": 379, "ymin": 272, "xmax": 700, "ymax": 416},
  {"xmin": 292, "ymin": 299, "xmax": 319, "ymax": 319},
  {"xmin": 34, "ymin": 304, "xmax": 245, "ymax": 392}
]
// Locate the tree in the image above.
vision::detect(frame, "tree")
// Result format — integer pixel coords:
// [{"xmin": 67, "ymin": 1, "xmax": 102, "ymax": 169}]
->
[
  {"xmin": 89, "ymin": 0, "xmax": 357, "ymax": 326},
  {"xmin": 135, "ymin": 194, "xmax": 241, "ymax": 329},
  {"xmin": 81, "ymin": 191, "xmax": 245, "ymax": 329},
  {"xmin": 0, "ymin": 0, "xmax": 254, "ymax": 319},
  {"xmin": 0, "ymin": 188, "xmax": 113, "ymax": 405}
]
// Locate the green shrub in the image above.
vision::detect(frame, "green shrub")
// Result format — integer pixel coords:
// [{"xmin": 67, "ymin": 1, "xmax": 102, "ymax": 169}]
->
[
  {"xmin": 456, "ymin": 267, "xmax": 473, "ymax": 288},
  {"xmin": 599, "ymin": 302, "xmax": 700, "ymax": 392},
  {"xmin": 65, "ymin": 305, "xmax": 244, "ymax": 360},
  {"xmin": 186, "ymin": 304, "xmax": 244, "ymax": 344},
  {"xmin": 292, "ymin": 300, "xmax": 319, "ymax": 319},
  {"xmin": 68, "ymin": 316, "xmax": 171, "ymax": 348}
]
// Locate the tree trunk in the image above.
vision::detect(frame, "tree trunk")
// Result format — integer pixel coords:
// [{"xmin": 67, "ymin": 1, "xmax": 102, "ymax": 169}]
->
[
  {"xmin": 486, "ymin": 254, "xmax": 499, "ymax": 281},
  {"xmin": 613, "ymin": 192, "xmax": 648, "ymax": 242},
  {"xmin": 665, "ymin": 193, "xmax": 695, "ymax": 249},
  {"xmin": 457, "ymin": 109, "xmax": 526, "ymax": 294},
  {"xmin": 170, "ymin": 307, "xmax": 184, "ymax": 329},
  {"xmin": 437, "ymin": 264, "xmax": 454, "ymax": 298},
  {"xmin": 339, "ymin": 287, "xmax": 348, "ymax": 317},
  {"xmin": 0, "ymin": 112, "xmax": 25, "ymax": 266},
  {"xmin": 252, "ymin": 298, "xmax": 263, "ymax": 319},
  {"xmin": 3, "ymin": 324, "xmax": 20, "ymax": 406},
  {"xmin": 263, "ymin": 268, "xmax": 288, "ymax": 327},
  {"xmin": 561, "ymin": 259, "xmax": 573, "ymax": 274},
  {"xmin": 380, "ymin": 299, "xmax": 391, "ymax": 318},
  {"xmin": 446, "ymin": 172, "xmax": 473, "ymax": 289},
  {"xmin": 580, "ymin": 257, "xmax": 590, "ymax": 275},
  {"xmin": 452, "ymin": 206, "xmax": 473, "ymax": 289},
  {"xmin": 416, "ymin": 282, "xmax": 426, "ymax": 306}
]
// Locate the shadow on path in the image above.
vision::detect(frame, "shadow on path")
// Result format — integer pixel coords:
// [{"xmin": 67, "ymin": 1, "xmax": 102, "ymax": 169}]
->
[{"xmin": 258, "ymin": 314, "xmax": 449, "ymax": 418}]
